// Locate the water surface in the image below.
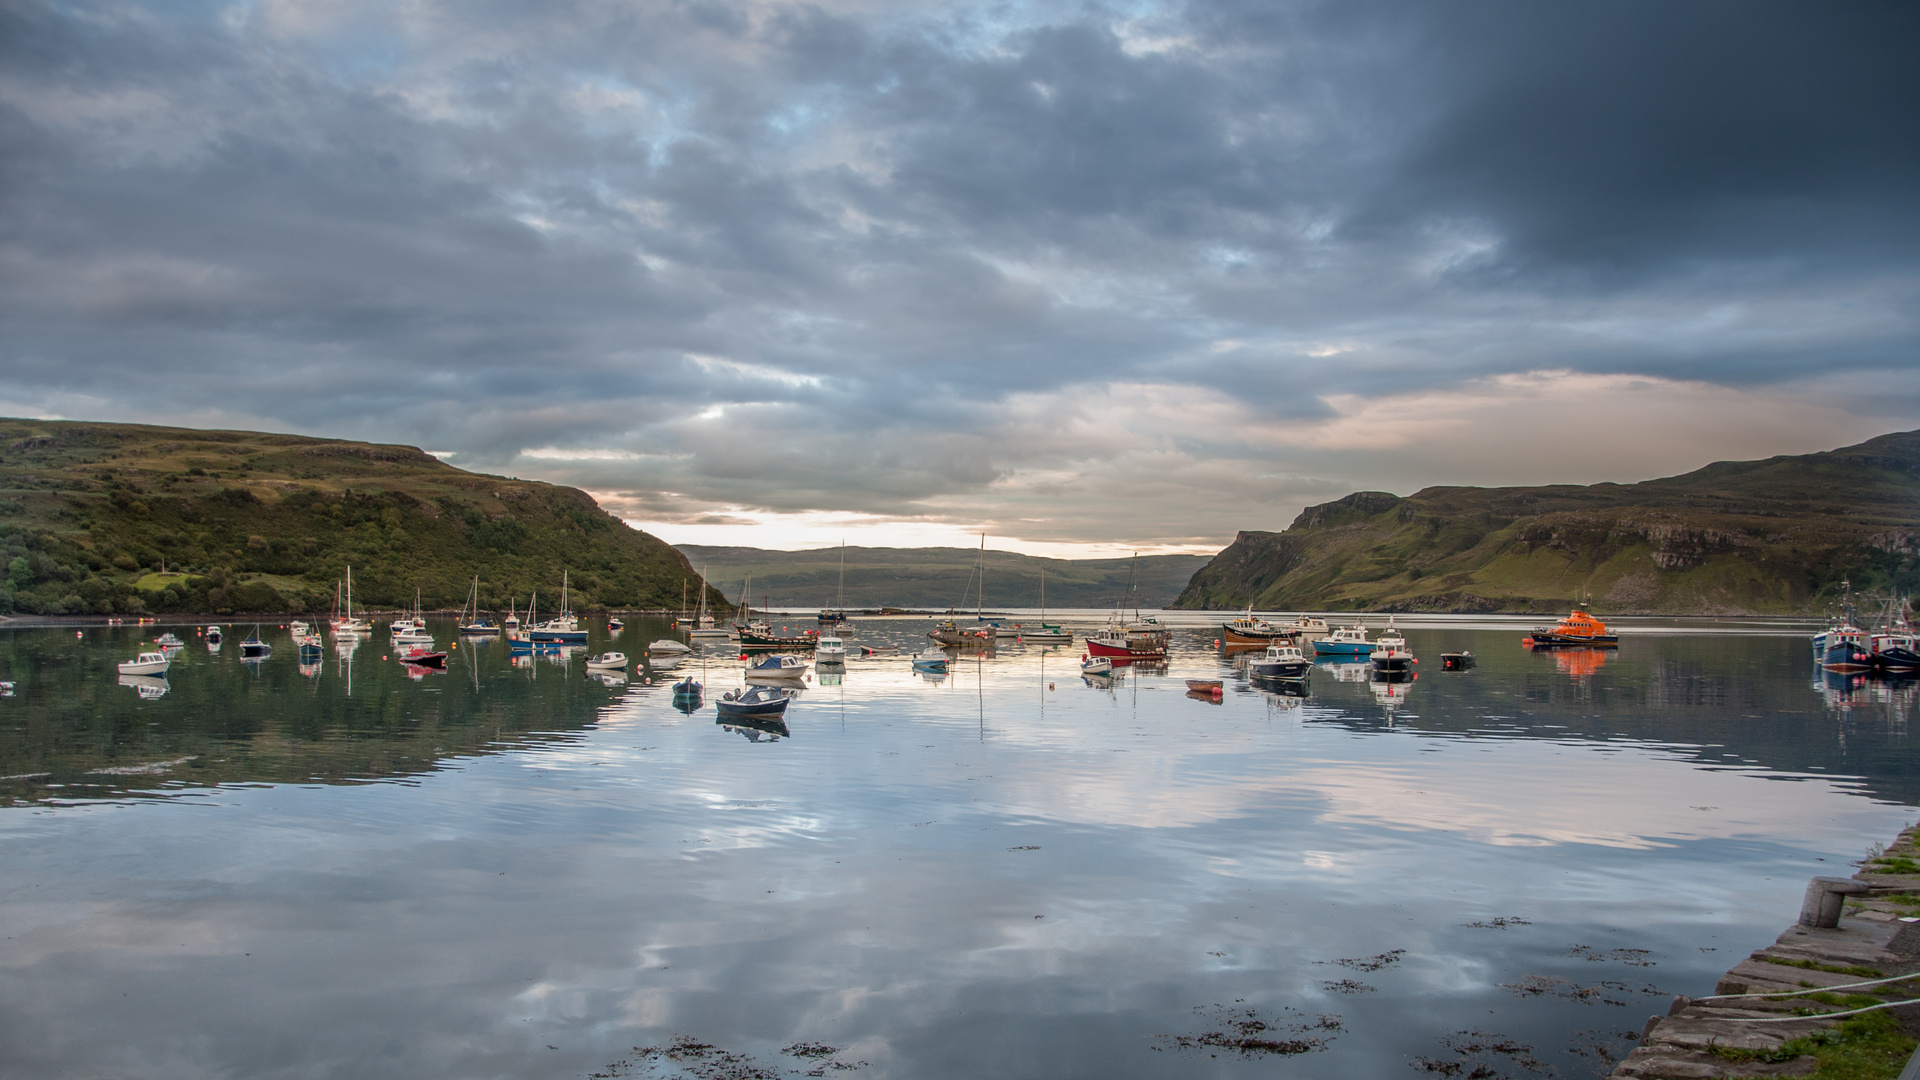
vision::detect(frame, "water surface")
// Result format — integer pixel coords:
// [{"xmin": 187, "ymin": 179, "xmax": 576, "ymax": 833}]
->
[{"xmin": 1, "ymin": 614, "xmax": 1914, "ymax": 1078}]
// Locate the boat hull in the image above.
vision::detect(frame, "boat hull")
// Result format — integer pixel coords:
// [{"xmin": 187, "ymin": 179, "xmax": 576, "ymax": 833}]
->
[
  {"xmin": 1248, "ymin": 658, "xmax": 1311, "ymax": 679},
  {"xmin": 1821, "ymin": 639, "xmax": 1873, "ymax": 673},
  {"xmin": 1084, "ymin": 638, "xmax": 1167, "ymax": 662},
  {"xmin": 1524, "ymin": 632, "xmax": 1619, "ymax": 647},
  {"xmin": 1223, "ymin": 624, "xmax": 1293, "ymax": 645},
  {"xmin": 1370, "ymin": 652, "xmax": 1415, "ymax": 673},
  {"xmin": 1311, "ymin": 640, "xmax": 1374, "ymax": 656},
  {"xmin": 1872, "ymin": 645, "xmax": 1919, "ymax": 673},
  {"xmin": 738, "ymin": 631, "xmax": 817, "ymax": 650},
  {"xmin": 529, "ymin": 630, "xmax": 589, "ymax": 644}
]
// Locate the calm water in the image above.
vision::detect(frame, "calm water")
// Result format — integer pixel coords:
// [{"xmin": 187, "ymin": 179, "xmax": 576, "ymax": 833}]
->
[{"xmin": 2, "ymin": 613, "xmax": 1916, "ymax": 1079}]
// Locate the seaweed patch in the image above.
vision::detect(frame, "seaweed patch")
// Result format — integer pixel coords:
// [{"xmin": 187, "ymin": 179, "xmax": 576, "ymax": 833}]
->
[
  {"xmin": 1152, "ymin": 1002, "xmax": 1342, "ymax": 1057},
  {"xmin": 1318, "ymin": 949, "xmax": 1406, "ymax": 972},
  {"xmin": 1410, "ymin": 1030, "xmax": 1553, "ymax": 1078},
  {"xmin": 1464, "ymin": 917, "xmax": 1532, "ymax": 929},
  {"xmin": 591, "ymin": 1037, "xmax": 867, "ymax": 1079},
  {"xmin": 1565, "ymin": 945, "xmax": 1655, "ymax": 967}
]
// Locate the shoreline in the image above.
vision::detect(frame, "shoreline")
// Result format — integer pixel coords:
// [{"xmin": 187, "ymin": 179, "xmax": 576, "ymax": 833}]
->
[{"xmin": 1612, "ymin": 826, "xmax": 1920, "ymax": 1078}]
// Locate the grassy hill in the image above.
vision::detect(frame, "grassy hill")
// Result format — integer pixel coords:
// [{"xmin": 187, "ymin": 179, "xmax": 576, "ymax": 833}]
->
[
  {"xmin": 676, "ymin": 545, "xmax": 1211, "ymax": 610},
  {"xmin": 0, "ymin": 418, "xmax": 726, "ymax": 618},
  {"xmin": 1174, "ymin": 429, "xmax": 1920, "ymax": 615}
]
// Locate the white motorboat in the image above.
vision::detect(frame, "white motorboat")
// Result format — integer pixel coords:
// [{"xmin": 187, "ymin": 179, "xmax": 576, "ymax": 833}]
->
[
  {"xmin": 1369, "ymin": 618, "xmax": 1414, "ymax": 673},
  {"xmin": 1080, "ymin": 655, "xmax": 1112, "ymax": 675},
  {"xmin": 393, "ymin": 627, "xmax": 434, "ymax": 647},
  {"xmin": 585, "ymin": 652, "xmax": 627, "ymax": 670},
  {"xmin": 744, "ymin": 653, "xmax": 808, "ymax": 681},
  {"xmin": 648, "ymin": 639, "xmax": 693, "ymax": 655},
  {"xmin": 911, "ymin": 647, "xmax": 949, "ymax": 671},
  {"xmin": 117, "ymin": 651, "xmax": 171, "ymax": 676},
  {"xmin": 816, "ymin": 635, "xmax": 848, "ymax": 660}
]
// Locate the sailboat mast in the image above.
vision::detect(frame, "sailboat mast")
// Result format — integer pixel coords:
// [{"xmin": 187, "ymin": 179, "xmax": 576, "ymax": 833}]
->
[{"xmin": 978, "ymin": 534, "xmax": 985, "ymax": 620}]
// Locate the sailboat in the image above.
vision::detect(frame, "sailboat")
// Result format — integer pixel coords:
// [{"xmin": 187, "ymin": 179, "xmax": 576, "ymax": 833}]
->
[
  {"xmin": 393, "ymin": 588, "xmax": 434, "ymax": 645},
  {"xmin": 818, "ymin": 542, "xmax": 849, "ymax": 624},
  {"xmin": 529, "ymin": 571, "xmax": 588, "ymax": 643},
  {"xmin": 458, "ymin": 576, "xmax": 497, "ymax": 634},
  {"xmin": 329, "ymin": 566, "xmax": 371, "ymax": 635},
  {"xmin": 1023, "ymin": 564, "xmax": 1073, "ymax": 643},
  {"xmin": 689, "ymin": 565, "xmax": 731, "ymax": 638}
]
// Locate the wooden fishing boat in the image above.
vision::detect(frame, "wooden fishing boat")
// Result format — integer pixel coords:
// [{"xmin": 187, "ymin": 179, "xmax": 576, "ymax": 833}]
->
[{"xmin": 1184, "ymin": 678, "xmax": 1224, "ymax": 694}]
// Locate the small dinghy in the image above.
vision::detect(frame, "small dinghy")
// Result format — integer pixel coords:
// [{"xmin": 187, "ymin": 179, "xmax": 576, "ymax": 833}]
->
[
  {"xmin": 911, "ymin": 647, "xmax": 949, "ymax": 671},
  {"xmin": 586, "ymin": 652, "xmax": 627, "ymax": 670},
  {"xmin": 1184, "ymin": 678, "xmax": 1224, "ymax": 694},
  {"xmin": 1441, "ymin": 651, "xmax": 1475, "ymax": 670},
  {"xmin": 608, "ymin": 617, "xmax": 624, "ymax": 631},
  {"xmin": 398, "ymin": 646, "xmax": 447, "ymax": 669}
]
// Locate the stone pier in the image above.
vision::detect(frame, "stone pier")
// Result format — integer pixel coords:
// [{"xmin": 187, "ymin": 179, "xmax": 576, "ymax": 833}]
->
[{"xmin": 1609, "ymin": 826, "xmax": 1920, "ymax": 1078}]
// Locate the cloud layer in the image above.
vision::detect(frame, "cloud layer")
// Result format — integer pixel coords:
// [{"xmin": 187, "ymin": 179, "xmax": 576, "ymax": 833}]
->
[{"xmin": 3, "ymin": 0, "xmax": 1916, "ymax": 551}]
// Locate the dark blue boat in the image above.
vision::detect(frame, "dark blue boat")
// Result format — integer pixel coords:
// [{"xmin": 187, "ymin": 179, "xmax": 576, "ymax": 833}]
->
[{"xmin": 715, "ymin": 685, "xmax": 792, "ymax": 718}]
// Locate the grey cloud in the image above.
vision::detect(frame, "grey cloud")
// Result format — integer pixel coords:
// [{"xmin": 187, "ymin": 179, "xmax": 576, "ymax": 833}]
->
[{"xmin": 1, "ymin": 0, "xmax": 1915, "ymax": 545}]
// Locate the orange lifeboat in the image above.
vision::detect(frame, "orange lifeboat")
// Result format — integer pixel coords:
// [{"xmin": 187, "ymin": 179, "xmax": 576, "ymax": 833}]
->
[{"xmin": 1522, "ymin": 607, "xmax": 1619, "ymax": 648}]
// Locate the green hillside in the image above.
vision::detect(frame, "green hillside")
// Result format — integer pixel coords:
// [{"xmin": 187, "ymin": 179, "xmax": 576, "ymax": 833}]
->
[
  {"xmin": 1174, "ymin": 429, "xmax": 1920, "ymax": 615},
  {"xmin": 0, "ymin": 418, "xmax": 727, "ymax": 617},
  {"xmin": 676, "ymin": 545, "xmax": 1211, "ymax": 610}
]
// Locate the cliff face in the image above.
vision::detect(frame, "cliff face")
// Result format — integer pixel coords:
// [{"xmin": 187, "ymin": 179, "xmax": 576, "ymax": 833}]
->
[
  {"xmin": 1174, "ymin": 430, "xmax": 1920, "ymax": 615},
  {"xmin": 0, "ymin": 418, "xmax": 723, "ymax": 616}
]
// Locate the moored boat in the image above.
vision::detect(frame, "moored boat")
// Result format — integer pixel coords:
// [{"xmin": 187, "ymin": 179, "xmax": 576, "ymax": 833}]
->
[
  {"xmin": 585, "ymin": 652, "xmax": 627, "ymax": 670},
  {"xmin": 398, "ymin": 646, "xmax": 447, "ymax": 669},
  {"xmin": 1312, "ymin": 622, "xmax": 1374, "ymax": 656},
  {"xmin": 239, "ymin": 627, "xmax": 271, "ymax": 659},
  {"xmin": 738, "ymin": 626, "xmax": 818, "ymax": 649},
  {"xmin": 716, "ymin": 684, "xmax": 793, "ymax": 717},
  {"xmin": 1369, "ymin": 619, "xmax": 1415, "ymax": 673},
  {"xmin": 1247, "ymin": 643, "xmax": 1311, "ymax": 680},
  {"xmin": 928, "ymin": 620, "xmax": 995, "ymax": 647},
  {"xmin": 816, "ymin": 635, "xmax": 847, "ymax": 661},
  {"xmin": 1079, "ymin": 654, "xmax": 1112, "ymax": 675},
  {"xmin": 1522, "ymin": 607, "xmax": 1618, "ymax": 647},
  {"xmin": 1222, "ymin": 608, "xmax": 1293, "ymax": 645},
  {"xmin": 117, "ymin": 651, "xmax": 170, "ymax": 676},
  {"xmin": 744, "ymin": 653, "xmax": 808, "ymax": 681},
  {"xmin": 1441, "ymin": 651, "xmax": 1475, "ymax": 671},
  {"xmin": 911, "ymin": 647, "xmax": 949, "ymax": 671},
  {"xmin": 1185, "ymin": 678, "xmax": 1224, "ymax": 694},
  {"xmin": 648, "ymin": 639, "xmax": 693, "ymax": 655}
]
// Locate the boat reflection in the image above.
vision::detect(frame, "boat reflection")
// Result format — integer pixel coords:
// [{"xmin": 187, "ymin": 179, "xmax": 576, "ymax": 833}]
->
[
  {"xmin": 719, "ymin": 714, "xmax": 790, "ymax": 742},
  {"xmin": 1369, "ymin": 670, "xmax": 1415, "ymax": 721},
  {"xmin": 1551, "ymin": 647, "xmax": 1611, "ymax": 680},
  {"xmin": 117, "ymin": 673, "xmax": 169, "ymax": 699},
  {"xmin": 587, "ymin": 670, "xmax": 628, "ymax": 689},
  {"xmin": 1318, "ymin": 659, "xmax": 1370, "ymax": 683}
]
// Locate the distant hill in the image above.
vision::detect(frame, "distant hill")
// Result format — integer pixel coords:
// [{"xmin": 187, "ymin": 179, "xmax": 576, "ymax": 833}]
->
[
  {"xmin": 676, "ymin": 545, "xmax": 1212, "ymax": 610},
  {"xmin": 0, "ymin": 418, "xmax": 725, "ymax": 617},
  {"xmin": 1174, "ymin": 429, "xmax": 1920, "ymax": 615}
]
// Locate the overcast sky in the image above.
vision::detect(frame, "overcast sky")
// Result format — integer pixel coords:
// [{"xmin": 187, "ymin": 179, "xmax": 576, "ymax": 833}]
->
[{"xmin": 2, "ymin": 0, "xmax": 1915, "ymax": 555}]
